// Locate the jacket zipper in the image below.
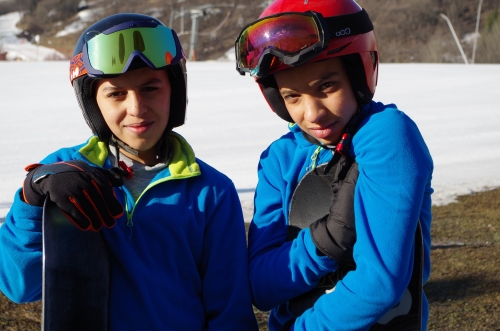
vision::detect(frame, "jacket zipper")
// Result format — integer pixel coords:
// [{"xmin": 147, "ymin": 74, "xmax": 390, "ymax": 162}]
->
[
  {"xmin": 122, "ymin": 176, "xmax": 185, "ymax": 241},
  {"xmin": 309, "ymin": 146, "xmax": 324, "ymax": 171}
]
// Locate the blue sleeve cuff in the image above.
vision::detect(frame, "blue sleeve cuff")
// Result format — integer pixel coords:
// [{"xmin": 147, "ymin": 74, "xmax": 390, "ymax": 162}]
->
[
  {"xmin": 302, "ymin": 227, "xmax": 338, "ymax": 273},
  {"xmin": 8, "ymin": 189, "xmax": 43, "ymax": 231}
]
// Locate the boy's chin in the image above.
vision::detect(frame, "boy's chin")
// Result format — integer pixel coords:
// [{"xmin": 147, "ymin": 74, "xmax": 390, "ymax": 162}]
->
[
  {"xmin": 121, "ymin": 137, "xmax": 159, "ymax": 151},
  {"xmin": 120, "ymin": 141, "xmax": 158, "ymax": 155},
  {"xmin": 306, "ymin": 133, "xmax": 339, "ymax": 146},
  {"xmin": 301, "ymin": 126, "xmax": 342, "ymax": 146}
]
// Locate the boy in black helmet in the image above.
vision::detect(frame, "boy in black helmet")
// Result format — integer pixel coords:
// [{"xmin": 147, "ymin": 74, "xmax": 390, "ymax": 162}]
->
[
  {"xmin": 0, "ymin": 13, "xmax": 258, "ymax": 330},
  {"xmin": 236, "ymin": 0, "xmax": 433, "ymax": 330}
]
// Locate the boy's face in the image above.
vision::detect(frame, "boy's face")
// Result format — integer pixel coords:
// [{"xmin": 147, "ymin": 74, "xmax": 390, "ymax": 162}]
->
[
  {"xmin": 95, "ymin": 67, "xmax": 171, "ymax": 163},
  {"xmin": 274, "ymin": 57, "xmax": 358, "ymax": 145}
]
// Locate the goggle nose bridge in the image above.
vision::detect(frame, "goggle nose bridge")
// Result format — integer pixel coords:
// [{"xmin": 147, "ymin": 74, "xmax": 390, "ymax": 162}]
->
[{"xmin": 121, "ymin": 51, "xmax": 157, "ymax": 72}]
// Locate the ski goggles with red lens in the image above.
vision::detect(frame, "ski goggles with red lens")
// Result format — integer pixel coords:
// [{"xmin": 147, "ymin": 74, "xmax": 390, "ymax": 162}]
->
[
  {"xmin": 235, "ymin": 9, "xmax": 373, "ymax": 78},
  {"xmin": 70, "ymin": 20, "xmax": 185, "ymax": 82}
]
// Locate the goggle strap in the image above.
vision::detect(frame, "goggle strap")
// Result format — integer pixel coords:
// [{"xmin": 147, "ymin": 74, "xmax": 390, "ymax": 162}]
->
[
  {"xmin": 324, "ymin": 9, "xmax": 374, "ymax": 40},
  {"xmin": 70, "ymin": 53, "xmax": 88, "ymax": 83}
]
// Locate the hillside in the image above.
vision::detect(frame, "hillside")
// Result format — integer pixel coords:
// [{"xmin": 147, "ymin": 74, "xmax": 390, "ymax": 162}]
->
[{"xmin": 1, "ymin": 0, "xmax": 499, "ymax": 63}]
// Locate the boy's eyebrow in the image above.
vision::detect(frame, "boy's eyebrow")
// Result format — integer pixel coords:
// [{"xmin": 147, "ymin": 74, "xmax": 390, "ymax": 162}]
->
[
  {"xmin": 100, "ymin": 85, "xmax": 121, "ymax": 92},
  {"xmin": 309, "ymin": 71, "xmax": 340, "ymax": 87},
  {"xmin": 99, "ymin": 78, "xmax": 163, "ymax": 92},
  {"xmin": 279, "ymin": 71, "xmax": 341, "ymax": 95},
  {"xmin": 140, "ymin": 78, "xmax": 163, "ymax": 86}
]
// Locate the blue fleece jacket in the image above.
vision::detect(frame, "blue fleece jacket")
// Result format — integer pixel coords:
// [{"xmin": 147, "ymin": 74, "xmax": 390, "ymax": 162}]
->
[
  {"xmin": 248, "ymin": 101, "xmax": 433, "ymax": 330},
  {"xmin": 0, "ymin": 132, "xmax": 258, "ymax": 330}
]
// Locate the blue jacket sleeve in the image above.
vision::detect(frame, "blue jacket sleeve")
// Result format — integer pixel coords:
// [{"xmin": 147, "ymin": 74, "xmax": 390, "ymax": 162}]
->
[
  {"xmin": 293, "ymin": 107, "xmax": 434, "ymax": 330},
  {"xmin": 248, "ymin": 138, "xmax": 338, "ymax": 311},
  {"xmin": 0, "ymin": 189, "xmax": 43, "ymax": 303},
  {"xmin": 200, "ymin": 180, "xmax": 259, "ymax": 330}
]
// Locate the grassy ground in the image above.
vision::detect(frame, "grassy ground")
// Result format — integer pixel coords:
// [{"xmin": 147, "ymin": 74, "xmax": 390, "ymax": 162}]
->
[
  {"xmin": 425, "ymin": 188, "xmax": 500, "ymax": 331},
  {"xmin": 1, "ymin": 188, "xmax": 499, "ymax": 330}
]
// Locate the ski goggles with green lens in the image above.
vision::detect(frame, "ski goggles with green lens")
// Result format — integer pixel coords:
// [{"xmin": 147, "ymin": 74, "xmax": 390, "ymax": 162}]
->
[
  {"xmin": 71, "ymin": 20, "xmax": 185, "ymax": 81},
  {"xmin": 235, "ymin": 10, "xmax": 373, "ymax": 78}
]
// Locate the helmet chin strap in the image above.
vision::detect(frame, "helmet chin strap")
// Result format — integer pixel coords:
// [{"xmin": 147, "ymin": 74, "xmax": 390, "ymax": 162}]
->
[
  {"xmin": 109, "ymin": 135, "xmax": 138, "ymax": 168},
  {"xmin": 109, "ymin": 133, "xmax": 172, "ymax": 167},
  {"xmin": 300, "ymin": 130, "xmax": 336, "ymax": 150}
]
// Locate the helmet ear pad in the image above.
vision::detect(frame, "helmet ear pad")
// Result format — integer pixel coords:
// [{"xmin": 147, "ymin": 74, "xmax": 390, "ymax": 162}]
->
[
  {"xmin": 340, "ymin": 53, "xmax": 374, "ymax": 105},
  {"xmin": 258, "ymin": 75, "xmax": 294, "ymax": 123},
  {"xmin": 165, "ymin": 63, "xmax": 187, "ymax": 130},
  {"xmin": 73, "ymin": 75, "xmax": 112, "ymax": 143}
]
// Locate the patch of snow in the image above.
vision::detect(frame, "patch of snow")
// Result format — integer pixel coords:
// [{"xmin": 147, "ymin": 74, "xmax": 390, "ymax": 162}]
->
[
  {"xmin": 77, "ymin": 7, "xmax": 98, "ymax": 23},
  {"xmin": 55, "ymin": 7, "xmax": 101, "ymax": 37},
  {"xmin": 0, "ymin": 12, "xmax": 22, "ymax": 44},
  {"xmin": 462, "ymin": 32, "xmax": 480, "ymax": 45},
  {"xmin": 1, "ymin": 42, "xmax": 67, "ymax": 61},
  {"xmin": 146, "ymin": 7, "xmax": 165, "ymax": 19},
  {"xmin": 1, "ymin": 12, "xmax": 67, "ymax": 61},
  {"xmin": 55, "ymin": 20, "xmax": 87, "ymax": 37}
]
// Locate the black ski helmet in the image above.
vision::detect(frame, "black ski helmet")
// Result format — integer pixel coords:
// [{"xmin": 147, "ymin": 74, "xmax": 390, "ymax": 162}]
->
[{"xmin": 69, "ymin": 13, "xmax": 187, "ymax": 159}]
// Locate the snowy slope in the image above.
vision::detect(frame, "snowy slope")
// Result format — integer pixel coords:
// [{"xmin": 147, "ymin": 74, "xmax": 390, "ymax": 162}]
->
[
  {"xmin": 1, "ymin": 61, "xmax": 499, "ymax": 226},
  {"xmin": 1, "ymin": 11, "xmax": 499, "ymax": 225}
]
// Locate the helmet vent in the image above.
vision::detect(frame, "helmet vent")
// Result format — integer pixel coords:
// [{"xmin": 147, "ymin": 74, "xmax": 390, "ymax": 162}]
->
[
  {"xmin": 327, "ymin": 43, "xmax": 350, "ymax": 56},
  {"xmin": 370, "ymin": 51, "xmax": 377, "ymax": 69}
]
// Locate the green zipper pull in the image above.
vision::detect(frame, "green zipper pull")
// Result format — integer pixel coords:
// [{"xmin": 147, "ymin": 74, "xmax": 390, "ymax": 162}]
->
[
  {"xmin": 310, "ymin": 146, "xmax": 323, "ymax": 170},
  {"xmin": 124, "ymin": 193, "xmax": 134, "ymax": 241}
]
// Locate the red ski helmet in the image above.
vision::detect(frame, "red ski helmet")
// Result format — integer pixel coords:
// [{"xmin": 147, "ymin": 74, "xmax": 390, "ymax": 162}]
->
[
  {"xmin": 69, "ymin": 13, "xmax": 187, "ymax": 159},
  {"xmin": 235, "ymin": 0, "xmax": 378, "ymax": 122}
]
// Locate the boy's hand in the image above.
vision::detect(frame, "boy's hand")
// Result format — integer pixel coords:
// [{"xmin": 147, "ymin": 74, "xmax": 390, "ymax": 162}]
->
[
  {"xmin": 22, "ymin": 161, "xmax": 124, "ymax": 231},
  {"xmin": 310, "ymin": 213, "xmax": 356, "ymax": 265},
  {"xmin": 309, "ymin": 157, "xmax": 358, "ymax": 265}
]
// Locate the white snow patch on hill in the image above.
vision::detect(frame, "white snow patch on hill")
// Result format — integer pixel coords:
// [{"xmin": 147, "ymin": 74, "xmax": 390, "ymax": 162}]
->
[{"xmin": 0, "ymin": 12, "xmax": 68, "ymax": 61}]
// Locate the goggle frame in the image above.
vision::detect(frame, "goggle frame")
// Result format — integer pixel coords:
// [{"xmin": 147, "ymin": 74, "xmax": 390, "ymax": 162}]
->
[
  {"xmin": 235, "ymin": 11, "xmax": 330, "ymax": 78},
  {"xmin": 70, "ymin": 20, "xmax": 185, "ymax": 83}
]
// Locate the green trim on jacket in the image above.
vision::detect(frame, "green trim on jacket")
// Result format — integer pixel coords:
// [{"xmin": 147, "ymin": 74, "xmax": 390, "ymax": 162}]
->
[{"xmin": 77, "ymin": 132, "xmax": 201, "ymax": 179}]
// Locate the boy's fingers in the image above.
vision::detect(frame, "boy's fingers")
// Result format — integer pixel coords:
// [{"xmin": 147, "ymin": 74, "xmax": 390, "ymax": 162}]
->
[
  {"xmin": 90, "ymin": 180, "xmax": 124, "ymax": 220},
  {"xmin": 60, "ymin": 209, "xmax": 92, "ymax": 231},
  {"xmin": 69, "ymin": 194, "xmax": 103, "ymax": 231},
  {"xmin": 98, "ymin": 167, "xmax": 125, "ymax": 187}
]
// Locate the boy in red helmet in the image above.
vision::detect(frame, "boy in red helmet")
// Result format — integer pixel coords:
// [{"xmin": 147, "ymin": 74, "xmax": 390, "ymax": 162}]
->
[
  {"xmin": 236, "ymin": 0, "xmax": 433, "ymax": 330},
  {"xmin": 0, "ymin": 13, "xmax": 258, "ymax": 330}
]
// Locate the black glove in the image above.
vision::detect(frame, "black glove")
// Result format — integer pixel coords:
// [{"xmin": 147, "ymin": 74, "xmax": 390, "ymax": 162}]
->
[
  {"xmin": 309, "ymin": 155, "xmax": 358, "ymax": 265},
  {"xmin": 22, "ymin": 160, "xmax": 124, "ymax": 231}
]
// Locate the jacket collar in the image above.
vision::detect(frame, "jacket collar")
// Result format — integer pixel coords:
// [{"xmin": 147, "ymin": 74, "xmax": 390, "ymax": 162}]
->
[{"xmin": 75, "ymin": 132, "xmax": 201, "ymax": 179}]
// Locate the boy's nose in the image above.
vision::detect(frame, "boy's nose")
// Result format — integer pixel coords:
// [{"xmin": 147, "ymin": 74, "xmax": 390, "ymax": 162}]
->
[
  {"xmin": 303, "ymin": 96, "xmax": 326, "ymax": 123},
  {"xmin": 126, "ymin": 91, "xmax": 146, "ymax": 116}
]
